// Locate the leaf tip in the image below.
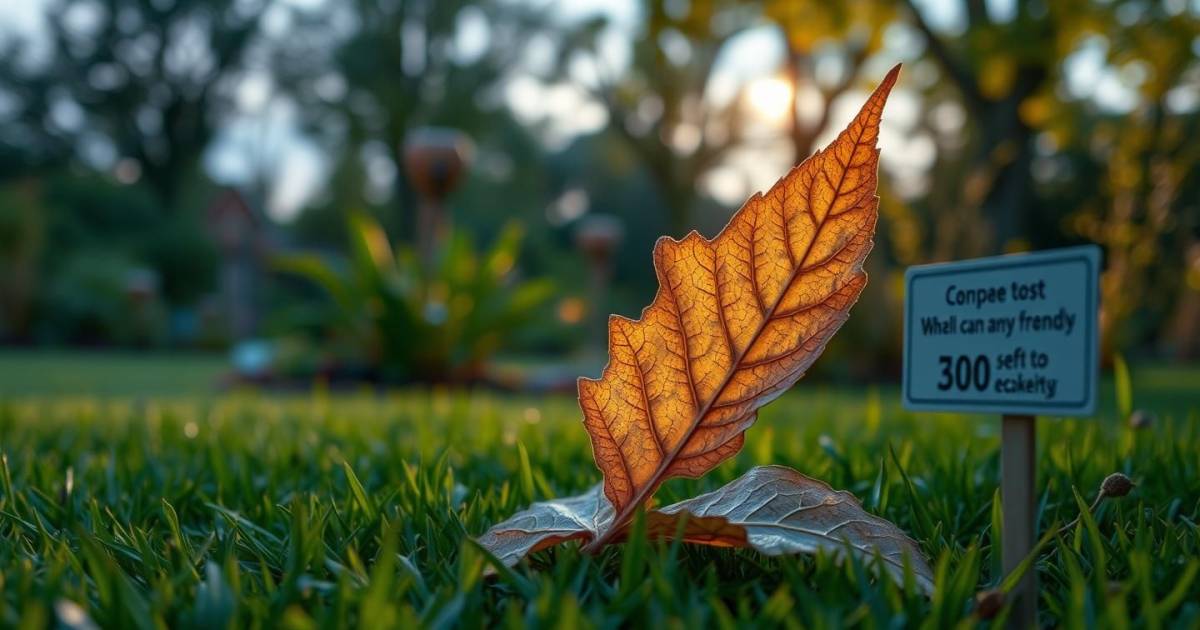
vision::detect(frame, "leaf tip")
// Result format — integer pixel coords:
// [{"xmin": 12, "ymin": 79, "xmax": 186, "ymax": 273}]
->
[{"xmin": 868, "ymin": 64, "xmax": 901, "ymax": 107}]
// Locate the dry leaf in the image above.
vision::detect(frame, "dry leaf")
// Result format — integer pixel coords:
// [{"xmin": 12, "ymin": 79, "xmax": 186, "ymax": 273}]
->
[
  {"xmin": 475, "ymin": 483, "xmax": 611, "ymax": 567},
  {"xmin": 476, "ymin": 465, "xmax": 933, "ymax": 593},
  {"xmin": 475, "ymin": 67, "xmax": 927, "ymax": 592},
  {"xmin": 579, "ymin": 65, "xmax": 900, "ymax": 548},
  {"xmin": 475, "ymin": 483, "xmax": 743, "ymax": 568},
  {"xmin": 648, "ymin": 466, "xmax": 935, "ymax": 594}
]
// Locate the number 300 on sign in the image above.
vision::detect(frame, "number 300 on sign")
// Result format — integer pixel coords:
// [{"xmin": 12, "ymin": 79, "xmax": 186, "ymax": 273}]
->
[{"xmin": 937, "ymin": 354, "xmax": 990, "ymax": 392}]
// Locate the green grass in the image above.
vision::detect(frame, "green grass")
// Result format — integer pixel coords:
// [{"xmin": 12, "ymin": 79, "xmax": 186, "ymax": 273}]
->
[
  {"xmin": 0, "ymin": 351, "xmax": 227, "ymax": 397},
  {"xmin": 1, "ymin": 356, "xmax": 1198, "ymax": 627}
]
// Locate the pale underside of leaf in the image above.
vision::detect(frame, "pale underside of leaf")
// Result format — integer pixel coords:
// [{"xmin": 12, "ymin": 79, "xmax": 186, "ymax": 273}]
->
[
  {"xmin": 473, "ymin": 483, "xmax": 612, "ymax": 567},
  {"xmin": 475, "ymin": 464, "xmax": 933, "ymax": 595},
  {"xmin": 652, "ymin": 465, "xmax": 935, "ymax": 595},
  {"xmin": 578, "ymin": 66, "xmax": 899, "ymax": 531}
]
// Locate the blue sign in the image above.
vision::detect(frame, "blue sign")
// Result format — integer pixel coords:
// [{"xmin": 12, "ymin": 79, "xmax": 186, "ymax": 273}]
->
[{"xmin": 903, "ymin": 246, "xmax": 1101, "ymax": 416}]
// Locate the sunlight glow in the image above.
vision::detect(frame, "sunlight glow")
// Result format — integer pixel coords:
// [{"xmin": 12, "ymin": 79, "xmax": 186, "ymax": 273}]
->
[{"xmin": 745, "ymin": 77, "xmax": 794, "ymax": 123}]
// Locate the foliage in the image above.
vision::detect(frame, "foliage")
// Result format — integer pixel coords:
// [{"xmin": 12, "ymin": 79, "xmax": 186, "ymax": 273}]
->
[
  {"xmin": 0, "ymin": 0, "xmax": 263, "ymax": 208},
  {"xmin": 865, "ymin": 0, "xmax": 1200, "ymax": 359},
  {"xmin": 36, "ymin": 250, "xmax": 167, "ymax": 347},
  {"xmin": 559, "ymin": 0, "xmax": 756, "ymax": 235},
  {"xmin": 1, "ymin": 364, "xmax": 1198, "ymax": 626},
  {"xmin": 0, "ymin": 173, "xmax": 217, "ymax": 346},
  {"xmin": 0, "ymin": 180, "xmax": 44, "ymax": 340},
  {"xmin": 274, "ymin": 0, "xmax": 549, "ymax": 236},
  {"xmin": 556, "ymin": 0, "xmax": 900, "ymax": 236},
  {"xmin": 764, "ymin": 0, "xmax": 897, "ymax": 160},
  {"xmin": 275, "ymin": 211, "xmax": 554, "ymax": 383},
  {"xmin": 1062, "ymin": 98, "xmax": 1200, "ymax": 357}
]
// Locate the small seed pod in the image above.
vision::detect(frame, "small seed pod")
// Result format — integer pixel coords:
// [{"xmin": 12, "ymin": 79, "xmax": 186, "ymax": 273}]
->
[
  {"xmin": 1128, "ymin": 410, "xmax": 1155, "ymax": 430},
  {"xmin": 974, "ymin": 589, "xmax": 1005, "ymax": 620},
  {"xmin": 1100, "ymin": 472, "xmax": 1134, "ymax": 498}
]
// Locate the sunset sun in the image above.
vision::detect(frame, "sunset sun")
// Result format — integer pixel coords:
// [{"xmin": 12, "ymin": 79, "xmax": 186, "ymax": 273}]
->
[{"xmin": 745, "ymin": 76, "xmax": 794, "ymax": 122}]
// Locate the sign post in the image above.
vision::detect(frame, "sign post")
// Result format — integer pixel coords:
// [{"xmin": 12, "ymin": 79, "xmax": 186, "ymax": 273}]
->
[
  {"xmin": 902, "ymin": 246, "xmax": 1100, "ymax": 628},
  {"xmin": 1001, "ymin": 413, "xmax": 1035, "ymax": 626}
]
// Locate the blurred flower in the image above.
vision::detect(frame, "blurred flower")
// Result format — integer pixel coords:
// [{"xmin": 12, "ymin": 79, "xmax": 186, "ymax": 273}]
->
[{"xmin": 557, "ymin": 297, "xmax": 586, "ymax": 325}]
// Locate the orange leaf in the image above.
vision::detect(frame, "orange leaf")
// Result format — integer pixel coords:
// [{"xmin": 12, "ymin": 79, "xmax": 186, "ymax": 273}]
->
[{"xmin": 579, "ymin": 65, "xmax": 899, "ymax": 549}]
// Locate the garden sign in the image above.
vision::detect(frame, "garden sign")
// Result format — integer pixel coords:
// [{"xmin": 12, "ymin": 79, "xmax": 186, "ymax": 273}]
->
[{"xmin": 902, "ymin": 245, "xmax": 1101, "ymax": 626}]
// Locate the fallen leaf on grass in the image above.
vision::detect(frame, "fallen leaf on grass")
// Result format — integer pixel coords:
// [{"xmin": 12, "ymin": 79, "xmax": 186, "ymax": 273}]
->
[
  {"xmin": 478, "ymin": 465, "xmax": 934, "ymax": 593},
  {"xmin": 476, "ymin": 65, "xmax": 931, "ymax": 593},
  {"xmin": 579, "ymin": 64, "xmax": 899, "ymax": 549}
]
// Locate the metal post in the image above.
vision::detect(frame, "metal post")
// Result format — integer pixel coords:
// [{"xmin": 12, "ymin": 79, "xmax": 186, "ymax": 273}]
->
[{"xmin": 1002, "ymin": 413, "xmax": 1037, "ymax": 628}]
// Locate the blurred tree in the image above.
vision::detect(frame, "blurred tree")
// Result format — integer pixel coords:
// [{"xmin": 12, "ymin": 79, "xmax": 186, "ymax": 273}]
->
[
  {"xmin": 1058, "ymin": 6, "xmax": 1200, "ymax": 356},
  {"xmin": 0, "ymin": 179, "xmax": 44, "ymax": 340},
  {"xmin": 903, "ymin": 0, "xmax": 1199, "ymax": 355},
  {"xmin": 900, "ymin": 0, "xmax": 1055, "ymax": 256},
  {"xmin": 563, "ymin": 1, "xmax": 900, "ymax": 235},
  {"xmin": 563, "ymin": 0, "xmax": 755, "ymax": 235},
  {"xmin": 0, "ymin": 0, "xmax": 265, "ymax": 210},
  {"xmin": 765, "ymin": 0, "xmax": 897, "ymax": 161},
  {"xmin": 41, "ymin": 173, "xmax": 215, "ymax": 344},
  {"xmin": 1163, "ymin": 242, "xmax": 1200, "ymax": 360},
  {"xmin": 273, "ymin": 0, "xmax": 546, "ymax": 241}
]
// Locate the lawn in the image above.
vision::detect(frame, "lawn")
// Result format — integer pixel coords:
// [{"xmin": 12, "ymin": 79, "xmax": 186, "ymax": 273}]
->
[
  {"xmin": 1, "ymin": 353, "xmax": 1198, "ymax": 627},
  {"xmin": 0, "ymin": 351, "xmax": 227, "ymax": 398}
]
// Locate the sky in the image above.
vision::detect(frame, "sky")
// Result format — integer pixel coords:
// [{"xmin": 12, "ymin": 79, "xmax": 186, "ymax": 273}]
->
[{"xmin": 0, "ymin": 0, "xmax": 1172, "ymax": 222}]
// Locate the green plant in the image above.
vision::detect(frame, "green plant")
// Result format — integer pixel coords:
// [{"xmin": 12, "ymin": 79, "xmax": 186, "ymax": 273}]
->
[
  {"xmin": 36, "ymin": 250, "xmax": 167, "ymax": 347},
  {"xmin": 275, "ymin": 211, "xmax": 554, "ymax": 382}
]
